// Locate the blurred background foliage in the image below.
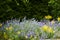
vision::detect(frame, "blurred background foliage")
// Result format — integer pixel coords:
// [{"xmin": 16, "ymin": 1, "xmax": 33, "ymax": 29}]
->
[{"xmin": 0, "ymin": 0, "xmax": 60, "ymax": 22}]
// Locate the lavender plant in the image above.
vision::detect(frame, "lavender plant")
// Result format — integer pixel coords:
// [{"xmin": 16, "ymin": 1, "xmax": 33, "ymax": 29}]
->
[{"xmin": 0, "ymin": 18, "xmax": 60, "ymax": 40}]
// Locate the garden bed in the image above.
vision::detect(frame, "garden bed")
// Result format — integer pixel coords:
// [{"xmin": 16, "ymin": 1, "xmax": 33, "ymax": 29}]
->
[{"xmin": 0, "ymin": 18, "xmax": 60, "ymax": 40}]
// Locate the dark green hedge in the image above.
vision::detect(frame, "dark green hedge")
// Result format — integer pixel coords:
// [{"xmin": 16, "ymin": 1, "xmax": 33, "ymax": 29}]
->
[{"xmin": 0, "ymin": 0, "xmax": 60, "ymax": 22}]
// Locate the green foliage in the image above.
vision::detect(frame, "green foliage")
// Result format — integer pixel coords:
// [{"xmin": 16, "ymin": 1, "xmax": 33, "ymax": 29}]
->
[
  {"xmin": 48, "ymin": 0, "xmax": 60, "ymax": 19},
  {"xmin": 0, "ymin": 0, "xmax": 49, "ymax": 22},
  {"xmin": 0, "ymin": 0, "xmax": 60, "ymax": 22}
]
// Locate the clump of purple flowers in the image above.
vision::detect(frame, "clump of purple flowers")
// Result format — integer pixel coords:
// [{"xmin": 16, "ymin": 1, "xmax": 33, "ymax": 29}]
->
[{"xmin": 0, "ymin": 18, "xmax": 60, "ymax": 40}]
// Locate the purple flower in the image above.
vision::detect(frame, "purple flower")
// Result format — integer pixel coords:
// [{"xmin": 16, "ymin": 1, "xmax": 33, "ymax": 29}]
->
[
  {"xmin": 38, "ymin": 22, "xmax": 45, "ymax": 26},
  {"xmin": 27, "ymin": 32, "xmax": 34, "ymax": 37},
  {"xmin": 27, "ymin": 34, "xmax": 31, "ymax": 37},
  {"xmin": 49, "ymin": 22, "xmax": 53, "ymax": 27},
  {"xmin": 57, "ymin": 23, "xmax": 60, "ymax": 26}
]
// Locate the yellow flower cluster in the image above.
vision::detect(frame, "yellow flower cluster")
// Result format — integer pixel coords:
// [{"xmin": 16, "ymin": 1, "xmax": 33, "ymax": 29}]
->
[
  {"xmin": 45, "ymin": 15, "xmax": 52, "ymax": 19},
  {"xmin": 41, "ymin": 25, "xmax": 55, "ymax": 33},
  {"xmin": 4, "ymin": 32, "xmax": 8, "ymax": 39},
  {"xmin": 6, "ymin": 26, "xmax": 13, "ymax": 30},
  {"xmin": 57, "ymin": 17, "xmax": 60, "ymax": 21},
  {"xmin": 51, "ymin": 20, "xmax": 55, "ymax": 24},
  {"xmin": 25, "ymin": 36, "xmax": 28, "ymax": 38},
  {"xmin": 0, "ymin": 23, "xmax": 2, "ymax": 27},
  {"xmin": 48, "ymin": 27, "xmax": 55, "ymax": 33},
  {"xmin": 41, "ymin": 25, "xmax": 48, "ymax": 31},
  {"xmin": 16, "ymin": 31, "xmax": 21, "ymax": 35}
]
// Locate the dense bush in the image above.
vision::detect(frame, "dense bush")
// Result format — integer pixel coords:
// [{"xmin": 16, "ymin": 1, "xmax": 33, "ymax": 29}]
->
[
  {"xmin": 0, "ymin": 0, "xmax": 48, "ymax": 22},
  {"xmin": 0, "ymin": 0, "xmax": 60, "ymax": 22},
  {"xmin": 48, "ymin": 0, "xmax": 60, "ymax": 19}
]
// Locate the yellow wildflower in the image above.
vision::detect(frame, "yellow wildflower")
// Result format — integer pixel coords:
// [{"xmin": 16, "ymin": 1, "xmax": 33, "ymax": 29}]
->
[
  {"xmin": 51, "ymin": 20, "xmax": 55, "ymax": 24},
  {"xmin": 48, "ymin": 27, "xmax": 54, "ymax": 33},
  {"xmin": 25, "ymin": 36, "xmax": 28, "ymax": 38},
  {"xmin": 4, "ymin": 32, "xmax": 8, "ymax": 39},
  {"xmin": 17, "ymin": 31, "xmax": 21, "ymax": 35},
  {"xmin": 6, "ymin": 26, "xmax": 13, "ymax": 30},
  {"xmin": 0, "ymin": 23, "xmax": 2, "ymax": 27},
  {"xmin": 9, "ymin": 26, "xmax": 13, "ymax": 30},
  {"xmin": 42, "ymin": 25, "xmax": 55, "ymax": 33},
  {"xmin": 45, "ymin": 15, "xmax": 52, "ymax": 19},
  {"xmin": 57, "ymin": 17, "xmax": 60, "ymax": 21},
  {"xmin": 6, "ymin": 27, "xmax": 9, "ymax": 30},
  {"xmin": 42, "ymin": 25, "xmax": 49, "ymax": 31}
]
